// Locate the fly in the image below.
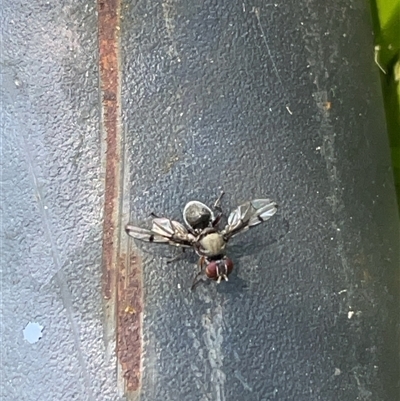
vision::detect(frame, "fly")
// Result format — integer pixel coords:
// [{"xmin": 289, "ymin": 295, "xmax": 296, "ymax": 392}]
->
[{"xmin": 125, "ymin": 192, "xmax": 278, "ymax": 289}]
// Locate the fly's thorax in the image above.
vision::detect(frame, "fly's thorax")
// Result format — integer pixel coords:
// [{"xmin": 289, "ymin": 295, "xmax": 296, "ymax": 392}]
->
[{"xmin": 199, "ymin": 232, "xmax": 226, "ymax": 256}]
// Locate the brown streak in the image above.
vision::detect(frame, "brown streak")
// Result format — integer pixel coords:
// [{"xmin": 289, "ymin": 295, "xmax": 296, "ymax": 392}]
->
[
  {"xmin": 118, "ymin": 253, "xmax": 143, "ymax": 391},
  {"xmin": 98, "ymin": 0, "xmax": 143, "ymax": 393},
  {"xmin": 98, "ymin": 0, "xmax": 119, "ymax": 302}
]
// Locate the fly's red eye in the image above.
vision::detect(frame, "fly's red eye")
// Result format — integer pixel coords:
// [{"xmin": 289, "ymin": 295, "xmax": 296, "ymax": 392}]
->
[
  {"xmin": 205, "ymin": 261, "xmax": 218, "ymax": 280},
  {"xmin": 225, "ymin": 258, "xmax": 234, "ymax": 275}
]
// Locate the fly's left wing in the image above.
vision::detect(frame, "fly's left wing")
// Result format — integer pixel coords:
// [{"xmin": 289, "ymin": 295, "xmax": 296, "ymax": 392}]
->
[
  {"xmin": 222, "ymin": 199, "xmax": 278, "ymax": 240},
  {"xmin": 126, "ymin": 218, "xmax": 195, "ymax": 247},
  {"xmin": 151, "ymin": 218, "xmax": 195, "ymax": 246}
]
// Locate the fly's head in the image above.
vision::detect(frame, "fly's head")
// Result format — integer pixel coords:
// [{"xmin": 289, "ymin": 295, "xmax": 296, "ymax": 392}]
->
[{"xmin": 205, "ymin": 257, "xmax": 234, "ymax": 283}]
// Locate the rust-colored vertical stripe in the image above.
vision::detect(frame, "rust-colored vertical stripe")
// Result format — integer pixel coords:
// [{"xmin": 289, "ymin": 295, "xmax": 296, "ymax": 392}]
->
[
  {"xmin": 98, "ymin": 0, "xmax": 120, "ymax": 301},
  {"xmin": 118, "ymin": 253, "xmax": 143, "ymax": 391},
  {"xmin": 98, "ymin": 0, "xmax": 142, "ymax": 394}
]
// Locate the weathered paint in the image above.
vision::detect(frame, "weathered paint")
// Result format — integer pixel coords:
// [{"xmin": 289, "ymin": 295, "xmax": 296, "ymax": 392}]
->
[
  {"xmin": 117, "ymin": 253, "xmax": 143, "ymax": 392},
  {"xmin": 98, "ymin": 0, "xmax": 143, "ymax": 394},
  {"xmin": 98, "ymin": 0, "xmax": 120, "ymax": 302}
]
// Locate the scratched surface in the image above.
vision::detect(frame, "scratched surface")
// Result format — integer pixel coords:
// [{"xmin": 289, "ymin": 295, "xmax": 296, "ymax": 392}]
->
[
  {"xmin": 1, "ymin": 1, "xmax": 123, "ymax": 401},
  {"xmin": 2, "ymin": 0, "xmax": 399, "ymax": 401},
  {"xmin": 121, "ymin": 1, "xmax": 399, "ymax": 401}
]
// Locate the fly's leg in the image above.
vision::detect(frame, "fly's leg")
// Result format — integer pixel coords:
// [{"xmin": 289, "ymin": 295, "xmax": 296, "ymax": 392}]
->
[
  {"xmin": 191, "ymin": 256, "xmax": 207, "ymax": 290},
  {"xmin": 166, "ymin": 248, "xmax": 185, "ymax": 264},
  {"xmin": 150, "ymin": 212, "xmax": 161, "ymax": 218},
  {"xmin": 212, "ymin": 190, "xmax": 225, "ymax": 227},
  {"xmin": 213, "ymin": 190, "xmax": 225, "ymax": 211}
]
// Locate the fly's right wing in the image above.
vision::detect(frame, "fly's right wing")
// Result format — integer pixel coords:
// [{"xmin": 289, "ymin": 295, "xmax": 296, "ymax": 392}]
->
[
  {"xmin": 222, "ymin": 199, "xmax": 278, "ymax": 240},
  {"xmin": 125, "ymin": 217, "xmax": 195, "ymax": 248}
]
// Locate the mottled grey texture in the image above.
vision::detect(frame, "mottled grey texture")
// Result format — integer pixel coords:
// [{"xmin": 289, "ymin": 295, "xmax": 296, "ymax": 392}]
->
[
  {"xmin": 121, "ymin": 0, "xmax": 399, "ymax": 401},
  {"xmin": 2, "ymin": 0, "xmax": 399, "ymax": 401},
  {"xmin": 1, "ymin": 1, "xmax": 122, "ymax": 401}
]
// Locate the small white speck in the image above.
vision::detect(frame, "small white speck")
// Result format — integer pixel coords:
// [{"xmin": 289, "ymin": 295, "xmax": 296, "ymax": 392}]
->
[
  {"xmin": 348, "ymin": 310, "xmax": 354, "ymax": 319},
  {"xmin": 338, "ymin": 289, "xmax": 347, "ymax": 294},
  {"xmin": 336, "ymin": 228, "xmax": 340, "ymax": 232},
  {"xmin": 330, "ymin": 237, "xmax": 334, "ymax": 240},
  {"xmin": 316, "ymin": 146, "xmax": 321, "ymax": 150},
  {"xmin": 334, "ymin": 368, "xmax": 341, "ymax": 376},
  {"xmin": 286, "ymin": 106, "xmax": 293, "ymax": 115},
  {"xmin": 23, "ymin": 322, "xmax": 44, "ymax": 344},
  {"xmin": 343, "ymin": 33, "xmax": 347, "ymax": 38},
  {"xmin": 44, "ymin": 206, "xmax": 48, "ymax": 210},
  {"xmin": 177, "ymin": 283, "xmax": 181, "ymax": 289}
]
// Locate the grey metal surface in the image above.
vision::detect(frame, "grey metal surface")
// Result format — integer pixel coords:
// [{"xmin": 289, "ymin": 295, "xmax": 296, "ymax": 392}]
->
[
  {"xmin": 1, "ymin": 0, "xmax": 399, "ymax": 401},
  {"xmin": 1, "ymin": 1, "xmax": 122, "ymax": 401},
  {"xmin": 121, "ymin": 1, "xmax": 399, "ymax": 401}
]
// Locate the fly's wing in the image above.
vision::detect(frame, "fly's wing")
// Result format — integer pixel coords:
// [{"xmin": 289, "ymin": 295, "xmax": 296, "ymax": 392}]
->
[
  {"xmin": 151, "ymin": 218, "xmax": 195, "ymax": 246},
  {"xmin": 125, "ymin": 218, "xmax": 194, "ymax": 248},
  {"xmin": 222, "ymin": 199, "xmax": 278, "ymax": 240}
]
